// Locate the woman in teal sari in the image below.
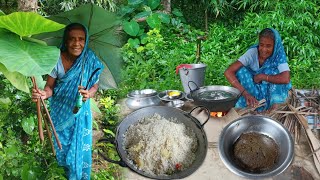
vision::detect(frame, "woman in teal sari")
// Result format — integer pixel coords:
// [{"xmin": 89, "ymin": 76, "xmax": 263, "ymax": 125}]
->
[
  {"xmin": 224, "ymin": 28, "xmax": 291, "ymax": 112},
  {"xmin": 32, "ymin": 23, "xmax": 103, "ymax": 179}
]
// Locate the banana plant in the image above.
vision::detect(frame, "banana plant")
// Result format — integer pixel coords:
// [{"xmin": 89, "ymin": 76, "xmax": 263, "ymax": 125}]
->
[{"xmin": 0, "ymin": 12, "xmax": 65, "ymax": 93}]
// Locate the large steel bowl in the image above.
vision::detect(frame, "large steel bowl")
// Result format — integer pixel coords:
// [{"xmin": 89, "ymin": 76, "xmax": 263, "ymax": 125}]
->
[
  {"xmin": 125, "ymin": 89, "xmax": 161, "ymax": 110},
  {"xmin": 218, "ymin": 115, "xmax": 294, "ymax": 179}
]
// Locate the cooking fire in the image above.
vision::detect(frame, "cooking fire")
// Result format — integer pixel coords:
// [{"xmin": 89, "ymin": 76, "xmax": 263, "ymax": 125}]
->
[{"xmin": 210, "ymin": 111, "xmax": 228, "ymax": 117}]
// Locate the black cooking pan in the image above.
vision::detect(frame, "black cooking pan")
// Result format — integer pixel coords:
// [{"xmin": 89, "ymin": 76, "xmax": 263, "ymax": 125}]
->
[
  {"xmin": 98, "ymin": 106, "xmax": 210, "ymax": 179},
  {"xmin": 188, "ymin": 81, "xmax": 242, "ymax": 112}
]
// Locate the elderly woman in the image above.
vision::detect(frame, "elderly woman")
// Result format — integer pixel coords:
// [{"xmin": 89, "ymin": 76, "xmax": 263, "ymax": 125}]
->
[
  {"xmin": 32, "ymin": 23, "xmax": 103, "ymax": 179},
  {"xmin": 224, "ymin": 28, "xmax": 291, "ymax": 112}
]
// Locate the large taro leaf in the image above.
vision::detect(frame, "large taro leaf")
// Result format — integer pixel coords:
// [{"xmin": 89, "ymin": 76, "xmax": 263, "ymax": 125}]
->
[
  {"xmin": 0, "ymin": 30, "xmax": 60, "ymax": 77},
  {"xmin": 0, "ymin": 12, "xmax": 65, "ymax": 37},
  {"xmin": 0, "ymin": 63, "xmax": 29, "ymax": 93}
]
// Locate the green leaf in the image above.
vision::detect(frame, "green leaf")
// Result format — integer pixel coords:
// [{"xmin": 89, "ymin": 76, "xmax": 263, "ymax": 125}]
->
[
  {"xmin": 0, "ymin": 97, "xmax": 11, "ymax": 109},
  {"xmin": 34, "ymin": 75, "xmax": 46, "ymax": 90},
  {"xmin": 147, "ymin": 0, "xmax": 161, "ymax": 10},
  {"xmin": 103, "ymin": 129, "xmax": 115, "ymax": 137},
  {"xmin": 0, "ymin": 10, "xmax": 4, "ymax": 16},
  {"xmin": 0, "ymin": 63, "xmax": 29, "ymax": 93},
  {"xmin": 4, "ymin": 144, "xmax": 18, "ymax": 158},
  {"xmin": 118, "ymin": 6, "xmax": 135, "ymax": 16},
  {"xmin": 123, "ymin": 20, "xmax": 140, "ymax": 36},
  {"xmin": 90, "ymin": 99, "xmax": 102, "ymax": 114},
  {"xmin": 146, "ymin": 14, "xmax": 161, "ymax": 29},
  {"xmin": 0, "ymin": 12, "xmax": 65, "ymax": 37},
  {"xmin": 21, "ymin": 116, "xmax": 35, "ymax": 135},
  {"xmin": 156, "ymin": 12, "xmax": 170, "ymax": 24},
  {"xmin": 172, "ymin": 8, "xmax": 183, "ymax": 17},
  {"xmin": 133, "ymin": 11, "xmax": 151, "ymax": 20},
  {"xmin": 21, "ymin": 164, "xmax": 37, "ymax": 180},
  {"xmin": 140, "ymin": 33, "xmax": 148, "ymax": 44},
  {"xmin": 128, "ymin": 38, "xmax": 140, "ymax": 48},
  {"xmin": 128, "ymin": 0, "xmax": 144, "ymax": 6},
  {"xmin": 0, "ymin": 31, "xmax": 60, "ymax": 77}
]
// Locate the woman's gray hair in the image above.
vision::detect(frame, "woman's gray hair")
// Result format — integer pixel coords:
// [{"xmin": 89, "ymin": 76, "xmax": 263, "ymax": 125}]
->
[{"xmin": 259, "ymin": 28, "xmax": 275, "ymax": 41}]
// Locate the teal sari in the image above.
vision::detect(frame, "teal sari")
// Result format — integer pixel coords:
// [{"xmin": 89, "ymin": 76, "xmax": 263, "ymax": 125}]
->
[
  {"xmin": 50, "ymin": 23, "xmax": 103, "ymax": 179},
  {"xmin": 235, "ymin": 28, "xmax": 292, "ymax": 111}
]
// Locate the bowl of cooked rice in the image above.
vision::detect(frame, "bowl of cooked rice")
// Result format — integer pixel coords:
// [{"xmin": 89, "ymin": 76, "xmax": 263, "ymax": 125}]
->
[
  {"xmin": 218, "ymin": 115, "xmax": 294, "ymax": 179},
  {"xmin": 99, "ymin": 106, "xmax": 210, "ymax": 179}
]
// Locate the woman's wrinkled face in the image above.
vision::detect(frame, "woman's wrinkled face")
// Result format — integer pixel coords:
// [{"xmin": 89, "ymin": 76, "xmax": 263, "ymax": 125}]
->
[
  {"xmin": 258, "ymin": 37, "xmax": 274, "ymax": 60},
  {"xmin": 66, "ymin": 29, "xmax": 86, "ymax": 57}
]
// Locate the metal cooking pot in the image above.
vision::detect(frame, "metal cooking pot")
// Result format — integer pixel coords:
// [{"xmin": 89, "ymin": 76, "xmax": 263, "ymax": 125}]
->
[
  {"xmin": 125, "ymin": 89, "xmax": 161, "ymax": 110},
  {"xmin": 98, "ymin": 106, "xmax": 210, "ymax": 179},
  {"xmin": 188, "ymin": 81, "xmax": 241, "ymax": 112},
  {"xmin": 219, "ymin": 115, "xmax": 294, "ymax": 179}
]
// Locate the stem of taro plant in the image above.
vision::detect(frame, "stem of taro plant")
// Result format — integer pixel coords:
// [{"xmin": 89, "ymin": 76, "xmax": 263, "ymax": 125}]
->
[
  {"xmin": 31, "ymin": 77, "xmax": 44, "ymax": 142},
  {"xmin": 41, "ymin": 108, "xmax": 56, "ymax": 156},
  {"xmin": 31, "ymin": 77, "xmax": 62, "ymax": 149}
]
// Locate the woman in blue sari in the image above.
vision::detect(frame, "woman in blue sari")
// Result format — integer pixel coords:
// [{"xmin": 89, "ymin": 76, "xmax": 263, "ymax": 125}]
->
[
  {"xmin": 224, "ymin": 28, "xmax": 291, "ymax": 112},
  {"xmin": 32, "ymin": 23, "xmax": 103, "ymax": 179}
]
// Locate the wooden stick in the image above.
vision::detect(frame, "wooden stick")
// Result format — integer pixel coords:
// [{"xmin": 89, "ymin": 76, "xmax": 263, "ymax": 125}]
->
[
  {"xmin": 287, "ymin": 103, "xmax": 320, "ymax": 173},
  {"xmin": 41, "ymin": 108, "xmax": 56, "ymax": 156},
  {"xmin": 274, "ymin": 111, "xmax": 318, "ymax": 115},
  {"xmin": 39, "ymin": 97, "xmax": 62, "ymax": 150},
  {"xmin": 31, "ymin": 77, "xmax": 62, "ymax": 150},
  {"xmin": 31, "ymin": 77, "xmax": 44, "ymax": 142}
]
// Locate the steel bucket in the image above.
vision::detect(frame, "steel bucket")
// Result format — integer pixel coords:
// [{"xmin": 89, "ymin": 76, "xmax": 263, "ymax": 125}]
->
[{"xmin": 176, "ymin": 64, "xmax": 206, "ymax": 94}]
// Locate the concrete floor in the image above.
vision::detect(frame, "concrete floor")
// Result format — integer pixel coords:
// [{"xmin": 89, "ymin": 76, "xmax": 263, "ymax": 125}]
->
[{"xmin": 119, "ymin": 100, "xmax": 319, "ymax": 180}]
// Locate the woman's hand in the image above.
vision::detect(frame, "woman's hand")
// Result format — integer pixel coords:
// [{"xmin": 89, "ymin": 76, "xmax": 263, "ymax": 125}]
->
[
  {"xmin": 253, "ymin": 74, "xmax": 267, "ymax": 83},
  {"xmin": 243, "ymin": 91, "xmax": 259, "ymax": 107},
  {"xmin": 78, "ymin": 86, "xmax": 91, "ymax": 101},
  {"xmin": 31, "ymin": 88, "xmax": 46, "ymax": 102}
]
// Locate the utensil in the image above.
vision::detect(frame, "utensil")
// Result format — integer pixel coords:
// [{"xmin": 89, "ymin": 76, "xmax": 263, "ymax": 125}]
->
[
  {"xmin": 188, "ymin": 81, "xmax": 241, "ymax": 112},
  {"xmin": 218, "ymin": 115, "xmax": 294, "ymax": 179},
  {"xmin": 125, "ymin": 89, "xmax": 161, "ymax": 110},
  {"xmin": 164, "ymin": 99, "xmax": 185, "ymax": 108},
  {"xmin": 98, "ymin": 106, "xmax": 210, "ymax": 179},
  {"xmin": 158, "ymin": 90, "xmax": 185, "ymax": 101}
]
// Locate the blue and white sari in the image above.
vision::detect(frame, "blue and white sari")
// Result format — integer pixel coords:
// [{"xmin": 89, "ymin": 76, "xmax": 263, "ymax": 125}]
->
[
  {"xmin": 235, "ymin": 28, "xmax": 292, "ymax": 111},
  {"xmin": 49, "ymin": 23, "xmax": 103, "ymax": 179}
]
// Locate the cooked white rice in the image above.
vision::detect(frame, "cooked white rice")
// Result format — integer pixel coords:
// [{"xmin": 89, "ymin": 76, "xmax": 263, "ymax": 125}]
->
[{"xmin": 123, "ymin": 113, "xmax": 197, "ymax": 176}]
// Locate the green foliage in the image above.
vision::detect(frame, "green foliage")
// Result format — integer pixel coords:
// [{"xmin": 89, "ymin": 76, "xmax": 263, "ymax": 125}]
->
[
  {"xmin": 91, "ymin": 89, "xmax": 123, "ymax": 179},
  {"xmin": 119, "ymin": 0, "xmax": 185, "ymax": 47},
  {"xmin": 21, "ymin": 116, "xmax": 35, "ymax": 135},
  {"xmin": 0, "ymin": 74, "xmax": 66, "ymax": 179},
  {"xmin": 121, "ymin": 26, "xmax": 205, "ymax": 94},
  {"xmin": 122, "ymin": 0, "xmax": 320, "ymax": 92},
  {"xmin": 38, "ymin": 0, "xmax": 120, "ymax": 16}
]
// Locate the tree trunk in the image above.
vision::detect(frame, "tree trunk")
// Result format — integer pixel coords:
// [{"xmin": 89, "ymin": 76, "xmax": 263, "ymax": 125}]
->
[
  {"xmin": 17, "ymin": 0, "xmax": 38, "ymax": 12},
  {"xmin": 161, "ymin": 0, "xmax": 171, "ymax": 13}
]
